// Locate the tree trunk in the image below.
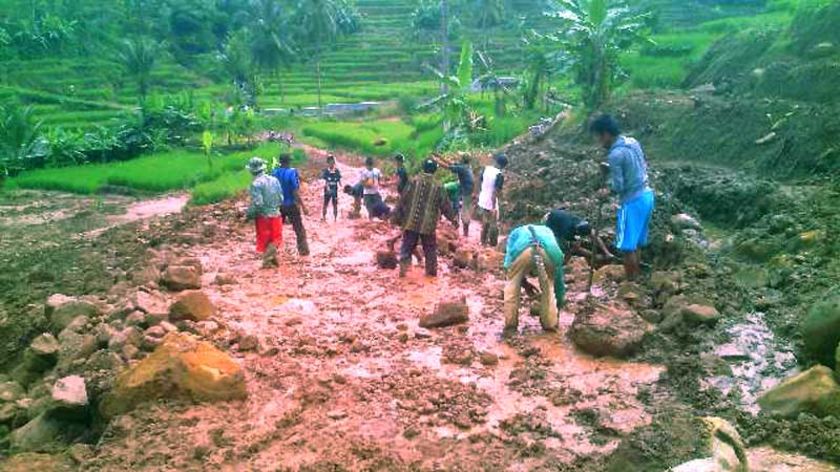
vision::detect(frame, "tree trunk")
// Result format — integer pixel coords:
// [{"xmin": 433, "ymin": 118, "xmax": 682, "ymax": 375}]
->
[
  {"xmin": 316, "ymin": 57, "xmax": 323, "ymax": 115},
  {"xmin": 440, "ymin": 0, "xmax": 450, "ymax": 94}
]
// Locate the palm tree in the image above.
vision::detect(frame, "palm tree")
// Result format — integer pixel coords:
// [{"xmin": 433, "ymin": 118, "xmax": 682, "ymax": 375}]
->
[
  {"xmin": 473, "ymin": 0, "xmax": 505, "ymax": 53},
  {"xmin": 0, "ymin": 104, "xmax": 45, "ymax": 176},
  {"xmin": 117, "ymin": 36, "xmax": 162, "ymax": 105},
  {"xmin": 295, "ymin": 0, "xmax": 359, "ymax": 112},
  {"xmin": 242, "ymin": 0, "xmax": 296, "ymax": 105},
  {"xmin": 545, "ymin": 0, "xmax": 650, "ymax": 110}
]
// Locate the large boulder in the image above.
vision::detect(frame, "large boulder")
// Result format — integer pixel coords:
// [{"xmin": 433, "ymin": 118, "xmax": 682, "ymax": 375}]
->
[
  {"xmin": 758, "ymin": 365, "xmax": 840, "ymax": 418},
  {"xmin": 161, "ymin": 266, "xmax": 202, "ymax": 291},
  {"xmin": 100, "ymin": 332, "xmax": 246, "ymax": 418},
  {"xmin": 169, "ymin": 291, "xmax": 217, "ymax": 322},
  {"xmin": 44, "ymin": 295, "xmax": 99, "ymax": 334},
  {"xmin": 420, "ymin": 300, "xmax": 469, "ymax": 328},
  {"xmin": 50, "ymin": 376, "xmax": 88, "ymax": 417},
  {"xmin": 801, "ymin": 295, "xmax": 840, "ymax": 369},
  {"xmin": 570, "ymin": 302, "xmax": 650, "ymax": 358}
]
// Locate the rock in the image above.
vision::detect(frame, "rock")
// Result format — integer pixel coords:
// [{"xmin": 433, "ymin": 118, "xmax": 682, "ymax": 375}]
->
[
  {"xmin": 592, "ymin": 264, "xmax": 624, "ymax": 284},
  {"xmin": 681, "ymin": 304, "xmax": 721, "ymax": 325},
  {"xmin": 145, "ymin": 326, "xmax": 166, "ymax": 339},
  {"xmin": 375, "ymin": 251, "xmax": 398, "ymax": 270},
  {"xmin": 0, "ymin": 381, "xmax": 24, "ymax": 403},
  {"xmin": 414, "ymin": 328, "xmax": 433, "ymax": 339},
  {"xmin": 238, "ymin": 335, "xmax": 259, "ymax": 352},
  {"xmin": 131, "ymin": 265, "xmax": 160, "ymax": 286},
  {"xmin": 476, "ymin": 250, "xmax": 504, "ymax": 272},
  {"xmin": 0, "ymin": 401, "xmax": 23, "ymax": 424},
  {"xmin": 44, "ymin": 295, "xmax": 99, "ymax": 334},
  {"xmin": 9, "ymin": 335, "xmax": 60, "ymax": 387},
  {"xmin": 9, "ymin": 413, "xmax": 66, "ymax": 452},
  {"xmin": 649, "ymin": 271, "xmax": 681, "ymax": 296},
  {"xmin": 758, "ymin": 365, "xmax": 840, "ymax": 418},
  {"xmin": 56, "ymin": 330, "xmax": 97, "ymax": 371},
  {"xmin": 801, "ymin": 295, "xmax": 840, "ymax": 369},
  {"xmin": 159, "ymin": 321, "xmax": 178, "ymax": 334},
  {"xmin": 672, "ymin": 417, "xmax": 747, "ymax": 472},
  {"xmin": 124, "ymin": 311, "xmax": 146, "ymax": 328},
  {"xmin": 50, "ymin": 376, "xmax": 88, "ymax": 416},
  {"xmin": 420, "ymin": 300, "xmax": 469, "ymax": 328},
  {"xmin": 121, "ymin": 344, "xmax": 141, "ymax": 361},
  {"xmin": 570, "ymin": 302, "xmax": 649, "ymax": 358},
  {"xmin": 107, "ymin": 327, "xmax": 142, "ymax": 353},
  {"xmin": 100, "ymin": 333, "xmax": 247, "ymax": 418},
  {"xmin": 63, "ymin": 316, "xmax": 89, "ymax": 333},
  {"xmin": 214, "ymin": 273, "xmax": 237, "ymax": 286},
  {"xmin": 326, "ymin": 409, "xmax": 347, "ymax": 420},
  {"xmin": 169, "ymin": 291, "xmax": 217, "ymax": 322},
  {"xmin": 479, "ymin": 352, "xmax": 499, "ymax": 366},
  {"xmin": 129, "ymin": 289, "xmax": 169, "ymax": 318},
  {"xmin": 161, "ymin": 266, "xmax": 202, "ymax": 291},
  {"xmin": 453, "ymin": 249, "xmax": 474, "ymax": 269},
  {"xmin": 671, "ymin": 213, "xmax": 702, "ymax": 231},
  {"xmin": 28, "ymin": 334, "xmax": 59, "ymax": 362}
]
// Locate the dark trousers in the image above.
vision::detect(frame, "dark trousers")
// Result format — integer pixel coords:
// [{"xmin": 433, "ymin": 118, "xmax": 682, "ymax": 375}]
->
[
  {"xmin": 281, "ymin": 204, "xmax": 310, "ymax": 256},
  {"xmin": 323, "ymin": 192, "xmax": 338, "ymax": 218},
  {"xmin": 400, "ymin": 230, "xmax": 438, "ymax": 276}
]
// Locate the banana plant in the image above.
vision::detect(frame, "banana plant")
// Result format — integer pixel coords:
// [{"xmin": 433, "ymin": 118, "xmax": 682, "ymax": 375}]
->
[{"xmin": 421, "ymin": 41, "xmax": 483, "ymax": 136}]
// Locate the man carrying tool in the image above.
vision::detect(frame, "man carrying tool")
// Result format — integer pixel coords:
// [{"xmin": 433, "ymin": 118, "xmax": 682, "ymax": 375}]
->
[
  {"xmin": 590, "ymin": 114, "xmax": 654, "ymax": 281},
  {"xmin": 436, "ymin": 153, "xmax": 475, "ymax": 237},
  {"xmin": 503, "ymin": 223, "xmax": 565, "ymax": 336},
  {"xmin": 392, "ymin": 159, "xmax": 459, "ymax": 278},
  {"xmin": 477, "ymin": 153, "xmax": 508, "ymax": 246},
  {"xmin": 321, "ymin": 155, "xmax": 342, "ymax": 222},
  {"xmin": 246, "ymin": 157, "xmax": 284, "ymax": 268},
  {"xmin": 272, "ymin": 153, "xmax": 310, "ymax": 256}
]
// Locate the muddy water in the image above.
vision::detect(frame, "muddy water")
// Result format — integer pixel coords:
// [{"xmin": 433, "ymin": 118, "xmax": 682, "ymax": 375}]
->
[{"xmin": 88, "ymin": 156, "xmax": 665, "ymax": 470}]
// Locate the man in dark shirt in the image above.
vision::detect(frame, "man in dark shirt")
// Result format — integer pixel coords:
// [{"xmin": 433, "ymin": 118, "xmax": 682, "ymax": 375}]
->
[
  {"xmin": 321, "ymin": 155, "xmax": 342, "ymax": 221},
  {"xmin": 543, "ymin": 208, "xmax": 614, "ymax": 263},
  {"xmin": 436, "ymin": 153, "xmax": 475, "ymax": 237},
  {"xmin": 394, "ymin": 153, "xmax": 409, "ymax": 195},
  {"xmin": 271, "ymin": 154, "xmax": 310, "ymax": 256}
]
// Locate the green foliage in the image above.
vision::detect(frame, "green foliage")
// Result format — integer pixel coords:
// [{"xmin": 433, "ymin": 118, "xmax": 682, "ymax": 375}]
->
[
  {"xmin": 801, "ymin": 294, "xmax": 840, "ymax": 369},
  {"xmin": 0, "ymin": 103, "xmax": 45, "ymax": 176},
  {"xmin": 117, "ymin": 37, "xmax": 164, "ymax": 103},
  {"xmin": 544, "ymin": 0, "xmax": 652, "ymax": 110},
  {"xmin": 421, "ymin": 41, "xmax": 482, "ymax": 142}
]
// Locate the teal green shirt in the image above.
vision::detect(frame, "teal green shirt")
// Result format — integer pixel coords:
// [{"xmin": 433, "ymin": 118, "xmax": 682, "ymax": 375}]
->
[{"xmin": 504, "ymin": 224, "xmax": 566, "ymax": 306}]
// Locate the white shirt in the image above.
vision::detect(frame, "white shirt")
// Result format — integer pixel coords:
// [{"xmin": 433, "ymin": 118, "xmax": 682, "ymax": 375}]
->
[
  {"xmin": 478, "ymin": 165, "xmax": 501, "ymax": 211},
  {"xmin": 359, "ymin": 168, "xmax": 382, "ymax": 195}
]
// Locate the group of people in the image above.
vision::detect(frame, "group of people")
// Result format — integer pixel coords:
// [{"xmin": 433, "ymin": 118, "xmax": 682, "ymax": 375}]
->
[{"xmin": 245, "ymin": 114, "xmax": 654, "ymax": 336}]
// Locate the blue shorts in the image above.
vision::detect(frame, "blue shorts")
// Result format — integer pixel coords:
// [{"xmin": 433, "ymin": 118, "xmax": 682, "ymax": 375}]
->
[{"xmin": 616, "ymin": 190, "xmax": 655, "ymax": 252}]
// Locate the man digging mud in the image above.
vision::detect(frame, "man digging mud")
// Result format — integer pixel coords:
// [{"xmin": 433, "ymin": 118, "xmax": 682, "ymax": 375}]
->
[
  {"xmin": 591, "ymin": 114, "xmax": 654, "ymax": 281},
  {"xmin": 543, "ymin": 207, "xmax": 614, "ymax": 264},
  {"xmin": 272, "ymin": 153, "xmax": 310, "ymax": 256},
  {"xmin": 392, "ymin": 158, "xmax": 459, "ymax": 278},
  {"xmin": 503, "ymin": 223, "xmax": 565, "ymax": 336},
  {"xmin": 246, "ymin": 157, "xmax": 284, "ymax": 268},
  {"xmin": 477, "ymin": 152, "xmax": 508, "ymax": 246}
]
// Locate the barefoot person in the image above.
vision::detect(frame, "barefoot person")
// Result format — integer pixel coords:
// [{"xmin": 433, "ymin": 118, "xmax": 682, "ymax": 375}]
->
[
  {"xmin": 272, "ymin": 153, "xmax": 310, "ymax": 256},
  {"xmin": 392, "ymin": 159, "xmax": 459, "ymax": 278},
  {"xmin": 503, "ymin": 223, "xmax": 565, "ymax": 335},
  {"xmin": 246, "ymin": 157, "xmax": 284, "ymax": 268},
  {"xmin": 590, "ymin": 114, "xmax": 654, "ymax": 280},
  {"xmin": 321, "ymin": 155, "xmax": 342, "ymax": 221},
  {"xmin": 543, "ymin": 208, "xmax": 614, "ymax": 264},
  {"xmin": 477, "ymin": 153, "xmax": 508, "ymax": 246},
  {"xmin": 436, "ymin": 153, "xmax": 475, "ymax": 237}
]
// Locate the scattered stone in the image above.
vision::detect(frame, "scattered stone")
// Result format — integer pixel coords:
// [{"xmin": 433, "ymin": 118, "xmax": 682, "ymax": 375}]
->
[
  {"xmin": 397, "ymin": 332, "xmax": 409, "ymax": 343},
  {"xmin": 479, "ymin": 352, "xmax": 499, "ymax": 366},
  {"xmin": 124, "ymin": 311, "xmax": 146, "ymax": 328},
  {"xmin": 570, "ymin": 302, "xmax": 649, "ymax": 358},
  {"xmin": 414, "ymin": 328, "xmax": 432, "ymax": 339},
  {"xmin": 326, "ymin": 409, "xmax": 348, "ymax": 420},
  {"xmin": 51, "ymin": 376, "xmax": 88, "ymax": 414},
  {"xmin": 420, "ymin": 300, "xmax": 469, "ymax": 328},
  {"xmin": 169, "ymin": 291, "xmax": 217, "ymax": 322},
  {"xmin": 681, "ymin": 304, "xmax": 721, "ymax": 325},
  {"xmin": 63, "ymin": 316, "xmax": 89, "ymax": 333},
  {"xmin": 214, "ymin": 273, "xmax": 237, "ymax": 286},
  {"xmin": 375, "ymin": 251, "xmax": 398, "ymax": 270},
  {"xmin": 715, "ymin": 344, "xmax": 750, "ymax": 361},
  {"xmin": 801, "ymin": 295, "xmax": 840, "ymax": 369},
  {"xmin": 592, "ymin": 264, "xmax": 624, "ymax": 285},
  {"xmin": 161, "ymin": 265, "xmax": 202, "ymax": 291},
  {"xmin": 129, "ymin": 289, "xmax": 169, "ymax": 318},
  {"xmin": 56, "ymin": 330, "xmax": 97, "ymax": 371},
  {"xmin": 122, "ymin": 344, "xmax": 141, "ymax": 361},
  {"xmin": 144, "ymin": 326, "xmax": 166, "ymax": 339},
  {"xmin": 0, "ymin": 381, "xmax": 24, "ymax": 403},
  {"xmin": 672, "ymin": 417, "xmax": 747, "ymax": 472},
  {"xmin": 44, "ymin": 295, "xmax": 99, "ymax": 334},
  {"xmin": 29, "ymin": 334, "xmax": 60, "ymax": 361},
  {"xmin": 671, "ymin": 213, "xmax": 702, "ymax": 231},
  {"xmin": 758, "ymin": 365, "xmax": 840, "ymax": 418},
  {"xmin": 100, "ymin": 333, "xmax": 247, "ymax": 418},
  {"xmin": 238, "ymin": 335, "xmax": 259, "ymax": 352},
  {"xmin": 107, "ymin": 327, "xmax": 142, "ymax": 353},
  {"xmin": 131, "ymin": 265, "xmax": 160, "ymax": 286},
  {"xmin": 159, "ymin": 321, "xmax": 178, "ymax": 333},
  {"xmin": 10, "ymin": 413, "xmax": 67, "ymax": 452},
  {"xmin": 453, "ymin": 249, "xmax": 474, "ymax": 269}
]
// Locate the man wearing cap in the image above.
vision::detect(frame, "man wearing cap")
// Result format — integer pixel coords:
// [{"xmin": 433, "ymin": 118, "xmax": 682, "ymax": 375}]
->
[
  {"xmin": 503, "ymin": 223, "xmax": 565, "ymax": 335},
  {"xmin": 272, "ymin": 153, "xmax": 310, "ymax": 256},
  {"xmin": 246, "ymin": 157, "xmax": 284, "ymax": 268},
  {"xmin": 477, "ymin": 153, "xmax": 508, "ymax": 246},
  {"xmin": 392, "ymin": 159, "xmax": 459, "ymax": 278}
]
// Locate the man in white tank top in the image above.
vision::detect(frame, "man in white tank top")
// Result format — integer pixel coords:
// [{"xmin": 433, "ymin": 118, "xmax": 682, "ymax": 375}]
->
[{"xmin": 477, "ymin": 153, "xmax": 508, "ymax": 246}]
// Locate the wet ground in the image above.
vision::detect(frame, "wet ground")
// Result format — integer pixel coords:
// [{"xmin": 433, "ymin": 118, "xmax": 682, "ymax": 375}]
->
[{"xmin": 78, "ymin": 155, "xmax": 667, "ymax": 470}]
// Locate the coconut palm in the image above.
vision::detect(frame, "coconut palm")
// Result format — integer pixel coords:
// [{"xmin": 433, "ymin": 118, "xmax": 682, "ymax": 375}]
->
[
  {"xmin": 545, "ymin": 0, "xmax": 651, "ymax": 110},
  {"xmin": 0, "ymin": 104, "xmax": 45, "ymax": 176},
  {"xmin": 295, "ymin": 0, "xmax": 359, "ymax": 112},
  {"xmin": 117, "ymin": 36, "xmax": 162, "ymax": 105},
  {"xmin": 242, "ymin": 0, "xmax": 297, "ymax": 104}
]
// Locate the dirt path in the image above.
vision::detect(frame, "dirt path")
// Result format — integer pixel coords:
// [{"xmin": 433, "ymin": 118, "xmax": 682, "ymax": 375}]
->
[{"xmin": 86, "ymin": 155, "xmax": 664, "ymax": 470}]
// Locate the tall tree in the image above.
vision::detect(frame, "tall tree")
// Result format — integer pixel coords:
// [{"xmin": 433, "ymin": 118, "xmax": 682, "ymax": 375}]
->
[
  {"xmin": 295, "ymin": 0, "xmax": 359, "ymax": 112},
  {"xmin": 545, "ymin": 0, "xmax": 651, "ymax": 110},
  {"xmin": 242, "ymin": 0, "xmax": 296, "ymax": 104},
  {"xmin": 117, "ymin": 36, "xmax": 162, "ymax": 105}
]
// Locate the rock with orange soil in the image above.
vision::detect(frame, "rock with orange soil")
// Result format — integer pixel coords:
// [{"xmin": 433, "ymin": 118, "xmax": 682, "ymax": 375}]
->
[
  {"xmin": 420, "ymin": 300, "xmax": 469, "ymax": 328},
  {"xmin": 161, "ymin": 265, "xmax": 201, "ymax": 291},
  {"xmin": 99, "ymin": 332, "xmax": 246, "ymax": 418},
  {"xmin": 757, "ymin": 365, "xmax": 840, "ymax": 418},
  {"xmin": 570, "ymin": 301, "xmax": 650, "ymax": 358},
  {"xmin": 169, "ymin": 291, "xmax": 217, "ymax": 322}
]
